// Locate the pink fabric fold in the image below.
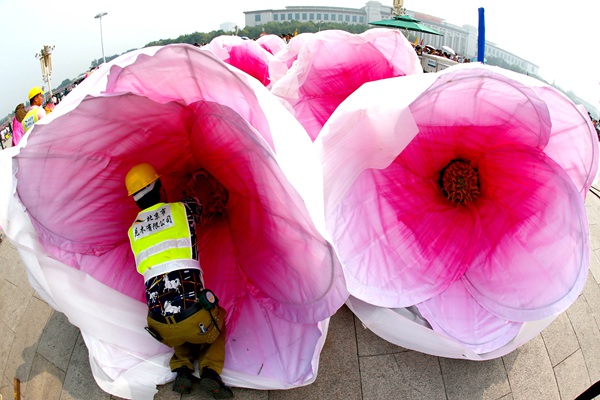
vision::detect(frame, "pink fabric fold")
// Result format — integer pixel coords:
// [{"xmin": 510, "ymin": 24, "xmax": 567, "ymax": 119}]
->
[
  {"xmin": 320, "ymin": 64, "xmax": 598, "ymax": 352},
  {"xmin": 535, "ymin": 87, "xmax": 599, "ymax": 199},
  {"xmin": 463, "ymin": 147, "xmax": 589, "ymax": 321},
  {"xmin": 271, "ymin": 29, "xmax": 422, "ymax": 141},
  {"xmin": 274, "ymin": 33, "xmax": 312, "ymax": 69},
  {"xmin": 14, "ymin": 44, "xmax": 348, "ymax": 387},
  {"xmin": 202, "ymin": 35, "xmax": 287, "ymax": 87},
  {"xmin": 256, "ymin": 34, "xmax": 287, "ymax": 55},
  {"xmin": 417, "ymin": 279, "xmax": 523, "ymax": 354},
  {"xmin": 328, "ymin": 163, "xmax": 481, "ymax": 307}
]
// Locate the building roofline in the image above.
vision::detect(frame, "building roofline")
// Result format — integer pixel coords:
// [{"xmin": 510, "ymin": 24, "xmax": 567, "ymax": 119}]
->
[
  {"xmin": 244, "ymin": 5, "xmax": 367, "ymax": 14},
  {"xmin": 485, "ymin": 42, "xmax": 539, "ymax": 67}
]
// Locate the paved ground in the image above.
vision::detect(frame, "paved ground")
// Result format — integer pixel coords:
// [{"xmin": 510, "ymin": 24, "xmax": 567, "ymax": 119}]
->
[{"xmin": 1, "ymin": 191, "xmax": 600, "ymax": 400}]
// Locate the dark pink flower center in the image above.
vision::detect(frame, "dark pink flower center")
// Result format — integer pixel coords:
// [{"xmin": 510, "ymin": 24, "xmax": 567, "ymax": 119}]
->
[{"xmin": 439, "ymin": 159, "xmax": 480, "ymax": 205}]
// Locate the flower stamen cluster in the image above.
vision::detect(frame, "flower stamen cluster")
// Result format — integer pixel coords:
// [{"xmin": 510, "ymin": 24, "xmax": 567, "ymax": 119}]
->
[{"xmin": 439, "ymin": 159, "xmax": 480, "ymax": 205}]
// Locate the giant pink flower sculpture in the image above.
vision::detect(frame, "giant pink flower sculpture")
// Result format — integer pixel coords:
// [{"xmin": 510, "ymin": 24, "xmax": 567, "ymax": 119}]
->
[
  {"xmin": 318, "ymin": 63, "xmax": 598, "ymax": 356},
  {"xmin": 4, "ymin": 44, "xmax": 347, "ymax": 397},
  {"xmin": 202, "ymin": 35, "xmax": 287, "ymax": 87},
  {"xmin": 256, "ymin": 34, "xmax": 287, "ymax": 55},
  {"xmin": 271, "ymin": 28, "xmax": 422, "ymax": 141}
]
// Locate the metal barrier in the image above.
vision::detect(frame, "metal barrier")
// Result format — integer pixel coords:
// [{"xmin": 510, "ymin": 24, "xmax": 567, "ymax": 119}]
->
[{"xmin": 419, "ymin": 54, "xmax": 458, "ymax": 73}]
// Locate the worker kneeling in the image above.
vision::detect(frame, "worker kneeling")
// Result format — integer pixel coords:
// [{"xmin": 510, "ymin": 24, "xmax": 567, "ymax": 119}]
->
[{"xmin": 126, "ymin": 163, "xmax": 234, "ymax": 398}]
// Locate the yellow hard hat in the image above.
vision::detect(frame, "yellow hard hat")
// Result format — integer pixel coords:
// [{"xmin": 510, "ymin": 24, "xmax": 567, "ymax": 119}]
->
[
  {"xmin": 125, "ymin": 163, "xmax": 160, "ymax": 196},
  {"xmin": 28, "ymin": 87, "xmax": 44, "ymax": 101}
]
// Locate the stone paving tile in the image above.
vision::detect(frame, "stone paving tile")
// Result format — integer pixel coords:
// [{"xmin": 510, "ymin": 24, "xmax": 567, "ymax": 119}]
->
[
  {"xmin": 0, "ymin": 279, "xmax": 30, "ymax": 332},
  {"xmin": 566, "ymin": 294, "xmax": 600, "ymax": 383},
  {"xmin": 585, "ymin": 204, "xmax": 600, "ymax": 225},
  {"xmin": 176, "ymin": 380, "xmax": 268, "ymax": 400},
  {"xmin": 0, "ymin": 320, "xmax": 15, "ymax": 379},
  {"xmin": 60, "ymin": 334, "xmax": 111, "ymax": 400},
  {"xmin": 1, "ymin": 244, "xmax": 33, "ymax": 295},
  {"xmin": 36, "ymin": 311, "xmax": 79, "ymax": 372},
  {"xmin": 591, "ymin": 250, "xmax": 600, "ymax": 286},
  {"xmin": 497, "ymin": 394, "xmax": 514, "ymax": 400},
  {"xmin": 0, "ymin": 374, "xmax": 16, "ymax": 400},
  {"xmin": 360, "ymin": 351, "xmax": 446, "ymax": 400},
  {"xmin": 589, "ymin": 224, "xmax": 600, "ymax": 252},
  {"xmin": 540, "ymin": 312, "xmax": 580, "ymax": 367},
  {"xmin": 502, "ymin": 335, "xmax": 560, "ymax": 400},
  {"xmin": 270, "ymin": 305, "xmax": 361, "ymax": 400},
  {"xmin": 226, "ymin": 387, "xmax": 269, "ymax": 400},
  {"xmin": 3, "ymin": 296, "xmax": 52, "ymax": 397},
  {"xmin": 0, "ymin": 278, "xmax": 13, "ymax": 318},
  {"xmin": 354, "ymin": 314, "xmax": 409, "ymax": 357},
  {"xmin": 153, "ymin": 380, "xmax": 182, "ymax": 400},
  {"xmin": 439, "ymin": 357, "xmax": 511, "ymax": 400},
  {"xmin": 587, "ymin": 191, "xmax": 600, "ymax": 206},
  {"xmin": 582, "ymin": 272, "xmax": 600, "ymax": 329},
  {"xmin": 27, "ymin": 353, "xmax": 66, "ymax": 400},
  {"xmin": 553, "ymin": 349, "xmax": 590, "ymax": 400}
]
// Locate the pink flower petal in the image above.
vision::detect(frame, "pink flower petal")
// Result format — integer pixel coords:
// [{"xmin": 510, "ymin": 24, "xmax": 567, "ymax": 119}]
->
[
  {"xmin": 274, "ymin": 33, "xmax": 312, "ymax": 69},
  {"xmin": 449, "ymin": 64, "xmax": 599, "ymax": 198},
  {"xmin": 536, "ymin": 87, "xmax": 599, "ymax": 199},
  {"xmin": 13, "ymin": 44, "xmax": 347, "ymax": 389},
  {"xmin": 417, "ymin": 279, "xmax": 523, "ymax": 354},
  {"xmin": 272, "ymin": 29, "xmax": 421, "ymax": 141},
  {"xmin": 321, "ymin": 64, "xmax": 596, "ymax": 339},
  {"xmin": 256, "ymin": 34, "xmax": 287, "ymax": 55},
  {"xmin": 225, "ymin": 294, "xmax": 325, "ymax": 387},
  {"xmin": 203, "ymin": 35, "xmax": 287, "ymax": 87},
  {"xmin": 17, "ymin": 96, "xmax": 346, "ymax": 323},
  {"xmin": 463, "ymin": 146, "xmax": 589, "ymax": 321},
  {"xmin": 409, "ymin": 65, "xmax": 552, "ymax": 151},
  {"xmin": 329, "ymin": 163, "xmax": 481, "ymax": 307}
]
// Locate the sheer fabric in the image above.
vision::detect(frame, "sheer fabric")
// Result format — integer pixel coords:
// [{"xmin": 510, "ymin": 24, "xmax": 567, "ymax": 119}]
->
[
  {"xmin": 318, "ymin": 64, "xmax": 598, "ymax": 355},
  {"xmin": 3, "ymin": 44, "xmax": 348, "ymax": 398},
  {"xmin": 271, "ymin": 29, "xmax": 422, "ymax": 141}
]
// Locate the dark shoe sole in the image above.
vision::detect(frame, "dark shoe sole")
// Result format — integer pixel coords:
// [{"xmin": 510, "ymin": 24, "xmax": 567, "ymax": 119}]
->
[
  {"xmin": 172, "ymin": 375, "xmax": 193, "ymax": 394},
  {"xmin": 200, "ymin": 377, "xmax": 234, "ymax": 399}
]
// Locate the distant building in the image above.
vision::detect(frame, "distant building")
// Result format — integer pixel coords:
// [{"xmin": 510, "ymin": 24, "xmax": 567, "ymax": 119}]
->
[
  {"xmin": 244, "ymin": 2, "xmax": 538, "ymax": 75},
  {"xmin": 405, "ymin": 10, "xmax": 539, "ymax": 75},
  {"xmin": 243, "ymin": 2, "xmax": 392, "ymax": 27},
  {"xmin": 406, "ymin": 11, "xmax": 473, "ymax": 60},
  {"xmin": 220, "ymin": 22, "xmax": 238, "ymax": 32},
  {"xmin": 484, "ymin": 41, "xmax": 539, "ymax": 75}
]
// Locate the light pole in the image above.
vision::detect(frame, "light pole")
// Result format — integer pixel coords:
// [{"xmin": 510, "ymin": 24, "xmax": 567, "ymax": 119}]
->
[
  {"xmin": 35, "ymin": 45, "xmax": 55, "ymax": 100},
  {"xmin": 94, "ymin": 12, "xmax": 108, "ymax": 64}
]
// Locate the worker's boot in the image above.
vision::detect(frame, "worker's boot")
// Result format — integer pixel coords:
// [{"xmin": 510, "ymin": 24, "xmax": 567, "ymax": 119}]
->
[
  {"xmin": 200, "ymin": 367, "xmax": 234, "ymax": 399},
  {"xmin": 172, "ymin": 367, "xmax": 194, "ymax": 394}
]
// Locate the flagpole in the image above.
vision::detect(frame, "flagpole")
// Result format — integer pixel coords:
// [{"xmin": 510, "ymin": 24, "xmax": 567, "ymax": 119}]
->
[{"xmin": 477, "ymin": 8, "xmax": 485, "ymax": 63}]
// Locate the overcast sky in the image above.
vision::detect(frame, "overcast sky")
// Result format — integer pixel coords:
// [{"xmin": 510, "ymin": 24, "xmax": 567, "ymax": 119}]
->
[{"xmin": 1, "ymin": 0, "xmax": 598, "ymax": 117}]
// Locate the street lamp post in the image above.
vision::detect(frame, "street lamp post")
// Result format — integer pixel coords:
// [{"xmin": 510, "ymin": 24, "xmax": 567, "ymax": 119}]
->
[
  {"xmin": 94, "ymin": 12, "xmax": 108, "ymax": 64},
  {"xmin": 35, "ymin": 45, "xmax": 55, "ymax": 100}
]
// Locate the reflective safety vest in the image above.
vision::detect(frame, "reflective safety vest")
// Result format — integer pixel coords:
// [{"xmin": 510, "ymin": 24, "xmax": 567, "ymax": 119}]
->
[
  {"xmin": 22, "ymin": 107, "xmax": 40, "ymax": 133},
  {"xmin": 128, "ymin": 202, "xmax": 199, "ymax": 280}
]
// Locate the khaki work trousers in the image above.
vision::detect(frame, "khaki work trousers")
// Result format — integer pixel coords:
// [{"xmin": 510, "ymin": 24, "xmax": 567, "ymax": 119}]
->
[{"xmin": 147, "ymin": 305, "xmax": 226, "ymax": 373}]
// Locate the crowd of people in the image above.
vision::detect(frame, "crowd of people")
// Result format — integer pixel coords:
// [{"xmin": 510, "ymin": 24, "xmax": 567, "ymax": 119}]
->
[
  {"xmin": 413, "ymin": 42, "xmax": 471, "ymax": 64},
  {"xmin": 4, "ymin": 78, "xmax": 83, "ymax": 147},
  {"xmin": 590, "ymin": 116, "xmax": 600, "ymax": 140}
]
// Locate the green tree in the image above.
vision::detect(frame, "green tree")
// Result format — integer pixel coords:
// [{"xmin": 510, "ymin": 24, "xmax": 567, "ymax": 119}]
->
[
  {"xmin": 236, "ymin": 21, "xmax": 370, "ymax": 38},
  {"xmin": 59, "ymin": 78, "xmax": 72, "ymax": 88},
  {"xmin": 145, "ymin": 30, "xmax": 227, "ymax": 47}
]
